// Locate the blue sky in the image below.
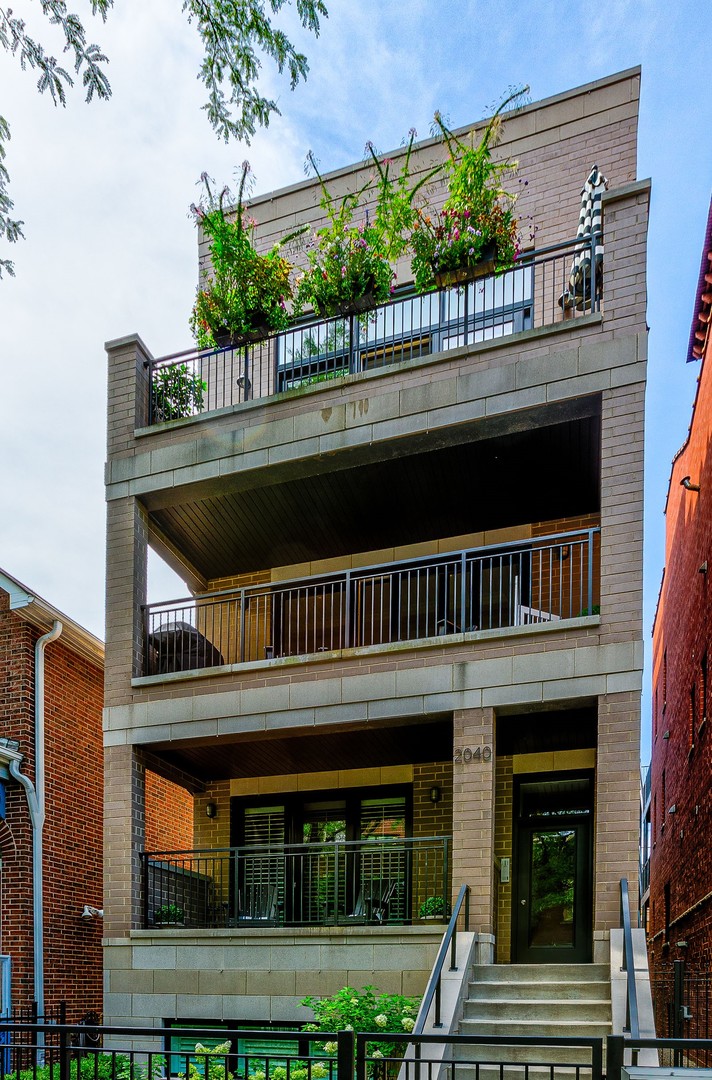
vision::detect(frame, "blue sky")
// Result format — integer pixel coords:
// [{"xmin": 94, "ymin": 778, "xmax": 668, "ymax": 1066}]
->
[{"xmin": 0, "ymin": 0, "xmax": 708, "ymax": 763}]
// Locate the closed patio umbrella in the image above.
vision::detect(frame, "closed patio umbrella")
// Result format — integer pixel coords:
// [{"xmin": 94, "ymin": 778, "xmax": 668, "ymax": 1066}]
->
[{"xmin": 560, "ymin": 164, "xmax": 608, "ymax": 311}]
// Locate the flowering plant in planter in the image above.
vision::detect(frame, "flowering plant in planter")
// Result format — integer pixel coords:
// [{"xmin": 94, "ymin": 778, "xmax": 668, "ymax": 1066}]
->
[
  {"xmin": 190, "ymin": 162, "xmax": 305, "ymax": 349},
  {"xmin": 366, "ymin": 129, "xmax": 444, "ymax": 262},
  {"xmin": 295, "ymin": 152, "xmax": 393, "ymax": 318},
  {"xmin": 410, "ymin": 87, "xmax": 528, "ymax": 292}
]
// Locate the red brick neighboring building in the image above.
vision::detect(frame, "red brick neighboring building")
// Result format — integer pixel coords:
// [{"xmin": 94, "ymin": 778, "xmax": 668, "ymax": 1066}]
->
[
  {"xmin": 0, "ymin": 571, "xmax": 104, "ymax": 1019},
  {"xmin": 649, "ymin": 199, "xmax": 712, "ymax": 974}
]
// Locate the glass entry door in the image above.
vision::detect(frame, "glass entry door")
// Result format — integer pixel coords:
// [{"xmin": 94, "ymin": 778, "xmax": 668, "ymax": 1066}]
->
[{"xmin": 513, "ymin": 774, "xmax": 592, "ymax": 963}]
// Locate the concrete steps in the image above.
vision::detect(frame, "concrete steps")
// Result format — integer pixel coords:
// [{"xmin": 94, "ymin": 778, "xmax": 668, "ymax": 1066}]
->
[{"xmin": 450, "ymin": 963, "xmax": 611, "ymax": 1072}]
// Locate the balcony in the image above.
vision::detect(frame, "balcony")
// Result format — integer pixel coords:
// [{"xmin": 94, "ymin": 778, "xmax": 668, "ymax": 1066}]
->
[
  {"xmin": 142, "ymin": 528, "xmax": 600, "ymax": 677},
  {"xmin": 142, "ymin": 835, "xmax": 449, "ymax": 930},
  {"xmin": 147, "ymin": 236, "xmax": 601, "ymax": 425}
]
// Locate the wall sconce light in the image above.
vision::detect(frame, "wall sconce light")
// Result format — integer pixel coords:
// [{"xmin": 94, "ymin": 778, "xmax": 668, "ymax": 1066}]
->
[
  {"xmin": 429, "ymin": 786, "xmax": 442, "ymax": 804},
  {"xmin": 681, "ymin": 476, "xmax": 701, "ymax": 492},
  {"xmin": 81, "ymin": 905, "xmax": 104, "ymax": 920},
  {"xmin": 700, "ymin": 562, "xmax": 708, "ymax": 575},
  {"xmin": 677, "ymin": 940, "xmax": 688, "ymax": 949},
  {"xmin": 205, "ymin": 802, "xmax": 217, "ymax": 818},
  {"xmin": 668, "ymin": 804, "xmax": 677, "ymax": 815}
]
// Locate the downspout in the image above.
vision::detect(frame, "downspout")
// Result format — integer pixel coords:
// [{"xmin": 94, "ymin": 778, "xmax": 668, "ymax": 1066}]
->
[{"xmin": 8, "ymin": 620, "xmax": 62, "ymax": 1025}]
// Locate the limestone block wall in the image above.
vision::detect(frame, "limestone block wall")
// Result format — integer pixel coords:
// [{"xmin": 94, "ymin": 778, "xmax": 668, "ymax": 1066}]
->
[{"xmin": 103, "ymin": 926, "xmax": 442, "ymax": 1027}]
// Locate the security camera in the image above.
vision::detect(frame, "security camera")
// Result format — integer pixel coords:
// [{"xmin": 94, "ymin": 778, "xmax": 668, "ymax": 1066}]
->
[{"xmin": 81, "ymin": 905, "xmax": 104, "ymax": 920}]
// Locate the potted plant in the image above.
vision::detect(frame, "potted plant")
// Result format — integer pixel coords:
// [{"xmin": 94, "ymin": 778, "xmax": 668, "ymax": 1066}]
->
[
  {"xmin": 410, "ymin": 87, "xmax": 528, "ymax": 292},
  {"xmin": 190, "ymin": 162, "xmax": 306, "ymax": 349},
  {"xmin": 295, "ymin": 152, "xmax": 394, "ymax": 319},
  {"xmin": 366, "ymin": 128, "xmax": 445, "ymax": 263},
  {"xmin": 418, "ymin": 895, "xmax": 447, "ymax": 920},
  {"xmin": 154, "ymin": 902, "xmax": 184, "ymax": 926}
]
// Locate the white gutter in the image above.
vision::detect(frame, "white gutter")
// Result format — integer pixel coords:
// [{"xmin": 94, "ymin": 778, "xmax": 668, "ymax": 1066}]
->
[{"xmin": 7, "ymin": 620, "xmax": 62, "ymax": 1024}]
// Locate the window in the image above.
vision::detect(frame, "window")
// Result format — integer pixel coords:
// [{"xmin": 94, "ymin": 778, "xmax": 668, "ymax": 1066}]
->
[
  {"xmin": 663, "ymin": 648, "xmax": 668, "ymax": 711},
  {"xmin": 664, "ymin": 881, "xmax": 671, "ymax": 944},
  {"xmin": 661, "ymin": 770, "xmax": 666, "ymax": 831},
  {"xmin": 690, "ymin": 683, "xmax": 697, "ymax": 749}
]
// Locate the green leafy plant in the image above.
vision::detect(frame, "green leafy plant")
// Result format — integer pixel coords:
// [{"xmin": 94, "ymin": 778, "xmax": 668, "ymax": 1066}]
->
[
  {"xmin": 151, "ymin": 363, "xmax": 207, "ymax": 422},
  {"xmin": 366, "ymin": 130, "xmax": 444, "ymax": 262},
  {"xmin": 190, "ymin": 162, "xmax": 306, "ymax": 349},
  {"xmin": 410, "ymin": 87, "xmax": 528, "ymax": 292},
  {"xmin": 2, "ymin": 1054, "xmax": 164, "ymax": 1080},
  {"xmin": 154, "ymin": 902, "xmax": 184, "ymax": 923},
  {"xmin": 301, "ymin": 985, "xmax": 420, "ymax": 1075},
  {"xmin": 179, "ymin": 1042, "xmax": 232, "ymax": 1080},
  {"xmin": 295, "ymin": 152, "xmax": 393, "ymax": 319},
  {"xmin": 418, "ymin": 895, "xmax": 446, "ymax": 919}
]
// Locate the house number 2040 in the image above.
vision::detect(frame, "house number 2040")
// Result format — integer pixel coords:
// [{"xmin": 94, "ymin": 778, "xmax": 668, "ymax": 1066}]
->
[{"xmin": 454, "ymin": 746, "xmax": 493, "ymax": 764}]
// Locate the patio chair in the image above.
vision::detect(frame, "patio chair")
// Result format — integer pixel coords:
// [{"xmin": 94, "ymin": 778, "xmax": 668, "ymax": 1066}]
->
[{"xmin": 237, "ymin": 883, "xmax": 279, "ymax": 924}]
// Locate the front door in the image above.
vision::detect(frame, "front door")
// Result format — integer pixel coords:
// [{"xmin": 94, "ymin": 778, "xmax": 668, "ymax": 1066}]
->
[{"xmin": 513, "ymin": 773, "xmax": 593, "ymax": 963}]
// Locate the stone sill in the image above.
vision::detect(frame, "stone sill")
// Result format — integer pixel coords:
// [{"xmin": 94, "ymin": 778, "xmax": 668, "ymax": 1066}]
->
[
  {"xmin": 132, "ymin": 616, "xmax": 601, "ymax": 688},
  {"xmin": 110, "ymin": 924, "xmax": 445, "ymax": 946}
]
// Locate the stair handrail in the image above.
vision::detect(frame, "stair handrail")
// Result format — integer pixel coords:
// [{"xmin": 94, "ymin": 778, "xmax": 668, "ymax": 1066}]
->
[
  {"xmin": 620, "ymin": 876, "xmax": 640, "ymax": 1039},
  {"xmin": 414, "ymin": 883, "xmax": 470, "ymax": 1034}
]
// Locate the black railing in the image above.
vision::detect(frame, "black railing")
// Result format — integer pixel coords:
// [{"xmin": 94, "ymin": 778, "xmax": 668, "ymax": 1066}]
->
[
  {"xmin": 608, "ymin": 1035, "xmax": 712, "ymax": 1073},
  {"xmin": 0, "ymin": 1021, "xmax": 610, "ymax": 1080},
  {"xmin": 147, "ymin": 234, "xmax": 601, "ymax": 425},
  {"xmin": 141, "ymin": 835, "xmax": 450, "ymax": 930},
  {"xmin": 142, "ymin": 528, "xmax": 600, "ymax": 676},
  {"xmin": 650, "ymin": 959, "xmax": 712, "ymax": 1061},
  {"xmin": 414, "ymin": 883, "xmax": 469, "ymax": 1033}
]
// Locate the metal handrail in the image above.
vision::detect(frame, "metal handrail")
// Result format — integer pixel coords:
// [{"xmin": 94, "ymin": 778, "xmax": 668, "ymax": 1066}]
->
[
  {"xmin": 620, "ymin": 876, "xmax": 640, "ymax": 1039},
  {"xmin": 414, "ymin": 883, "xmax": 470, "ymax": 1034},
  {"xmin": 142, "ymin": 527, "xmax": 600, "ymax": 675}
]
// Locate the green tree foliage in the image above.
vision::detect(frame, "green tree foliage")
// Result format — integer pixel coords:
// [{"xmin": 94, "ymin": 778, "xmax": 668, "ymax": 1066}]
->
[{"xmin": 0, "ymin": 0, "xmax": 328, "ymax": 276}]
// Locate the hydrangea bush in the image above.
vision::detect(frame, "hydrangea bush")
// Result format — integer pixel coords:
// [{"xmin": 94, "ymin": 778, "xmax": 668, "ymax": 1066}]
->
[{"xmin": 301, "ymin": 985, "xmax": 420, "ymax": 1075}]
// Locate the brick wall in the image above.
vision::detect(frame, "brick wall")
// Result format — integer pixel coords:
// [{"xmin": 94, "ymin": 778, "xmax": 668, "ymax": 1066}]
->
[
  {"xmin": 650, "ymin": 322, "xmax": 712, "ymax": 973},
  {"xmin": 145, "ymin": 771, "xmax": 194, "ymax": 852},
  {"xmin": 0, "ymin": 593, "xmax": 103, "ymax": 1017}
]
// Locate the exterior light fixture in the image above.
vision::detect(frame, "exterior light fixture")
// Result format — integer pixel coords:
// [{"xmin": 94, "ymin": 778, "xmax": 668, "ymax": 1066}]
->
[
  {"xmin": 681, "ymin": 476, "xmax": 701, "ymax": 492},
  {"xmin": 429, "ymin": 786, "xmax": 442, "ymax": 804},
  {"xmin": 81, "ymin": 905, "xmax": 104, "ymax": 920},
  {"xmin": 206, "ymin": 802, "xmax": 217, "ymax": 818}
]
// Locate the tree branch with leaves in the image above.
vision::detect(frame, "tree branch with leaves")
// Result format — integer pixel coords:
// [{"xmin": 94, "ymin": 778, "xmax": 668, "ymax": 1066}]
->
[{"xmin": 0, "ymin": 0, "xmax": 328, "ymax": 277}]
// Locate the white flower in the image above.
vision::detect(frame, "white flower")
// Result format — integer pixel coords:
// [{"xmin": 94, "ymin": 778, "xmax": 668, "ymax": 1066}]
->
[
  {"xmin": 371, "ymin": 1051, "xmax": 384, "ymax": 1060},
  {"xmin": 344, "ymin": 1025, "xmax": 354, "ymax": 1032},
  {"xmin": 374, "ymin": 1014, "xmax": 388, "ymax": 1028},
  {"xmin": 401, "ymin": 1017, "xmax": 415, "ymax": 1032},
  {"xmin": 350, "ymin": 999, "xmax": 359, "ymax": 1005},
  {"xmin": 323, "ymin": 1042, "xmax": 338, "ymax": 1055}
]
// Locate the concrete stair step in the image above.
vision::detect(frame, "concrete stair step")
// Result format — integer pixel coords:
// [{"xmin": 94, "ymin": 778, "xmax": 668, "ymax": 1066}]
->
[
  {"xmin": 462, "ymin": 998, "xmax": 611, "ymax": 1022},
  {"xmin": 452, "ymin": 1036, "xmax": 601, "ymax": 1065},
  {"xmin": 470, "ymin": 964, "xmax": 609, "ymax": 984},
  {"xmin": 468, "ymin": 980, "xmax": 609, "ymax": 1001},
  {"xmin": 459, "ymin": 1018, "xmax": 610, "ymax": 1040}
]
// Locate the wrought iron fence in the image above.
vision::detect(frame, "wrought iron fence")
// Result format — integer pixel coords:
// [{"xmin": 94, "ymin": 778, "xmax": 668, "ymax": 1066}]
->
[
  {"xmin": 142, "ymin": 528, "xmax": 599, "ymax": 676},
  {"xmin": 147, "ymin": 235, "xmax": 601, "ymax": 425},
  {"xmin": 141, "ymin": 835, "xmax": 449, "ymax": 930},
  {"xmin": 0, "ymin": 1022, "xmax": 611, "ymax": 1080},
  {"xmin": 650, "ymin": 960, "xmax": 712, "ymax": 1064}
]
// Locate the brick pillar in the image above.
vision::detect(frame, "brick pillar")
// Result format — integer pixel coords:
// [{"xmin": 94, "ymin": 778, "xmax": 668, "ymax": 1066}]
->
[
  {"xmin": 451, "ymin": 707, "xmax": 495, "ymax": 933},
  {"xmin": 104, "ymin": 744, "xmax": 146, "ymax": 935},
  {"xmin": 105, "ymin": 497, "xmax": 148, "ymax": 704},
  {"xmin": 594, "ymin": 691, "xmax": 641, "ymax": 933}
]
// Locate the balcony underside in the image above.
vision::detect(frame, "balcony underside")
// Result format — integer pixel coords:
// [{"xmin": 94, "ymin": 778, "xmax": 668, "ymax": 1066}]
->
[{"xmin": 146, "ymin": 398, "xmax": 601, "ymax": 584}]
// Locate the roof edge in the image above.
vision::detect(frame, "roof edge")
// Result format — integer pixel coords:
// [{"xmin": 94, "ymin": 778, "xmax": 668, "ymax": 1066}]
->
[{"xmin": 0, "ymin": 570, "xmax": 104, "ymax": 666}]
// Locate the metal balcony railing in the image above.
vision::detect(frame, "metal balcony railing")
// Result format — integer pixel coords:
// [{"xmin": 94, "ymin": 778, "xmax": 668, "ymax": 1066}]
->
[
  {"xmin": 147, "ymin": 234, "xmax": 601, "ymax": 424},
  {"xmin": 141, "ymin": 835, "xmax": 450, "ymax": 929},
  {"xmin": 142, "ymin": 528, "xmax": 600, "ymax": 677}
]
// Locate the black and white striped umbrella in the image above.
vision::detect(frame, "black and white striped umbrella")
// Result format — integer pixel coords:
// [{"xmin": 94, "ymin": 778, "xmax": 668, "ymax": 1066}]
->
[{"xmin": 561, "ymin": 164, "xmax": 608, "ymax": 310}]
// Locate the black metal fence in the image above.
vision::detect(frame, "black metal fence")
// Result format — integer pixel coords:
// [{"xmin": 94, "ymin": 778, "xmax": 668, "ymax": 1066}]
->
[
  {"xmin": 0, "ymin": 1022, "xmax": 609, "ymax": 1080},
  {"xmin": 650, "ymin": 960, "xmax": 712, "ymax": 1063},
  {"xmin": 5, "ymin": 1021, "xmax": 712, "ymax": 1080},
  {"xmin": 142, "ymin": 836, "xmax": 449, "ymax": 930},
  {"xmin": 143, "ymin": 529, "xmax": 600, "ymax": 676},
  {"xmin": 147, "ymin": 235, "xmax": 601, "ymax": 425}
]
